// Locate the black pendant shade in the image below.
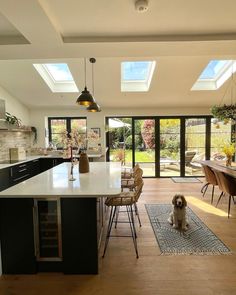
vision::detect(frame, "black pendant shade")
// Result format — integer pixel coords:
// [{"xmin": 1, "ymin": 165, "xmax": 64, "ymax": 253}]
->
[
  {"xmin": 76, "ymin": 86, "xmax": 95, "ymax": 106},
  {"xmin": 87, "ymin": 101, "xmax": 101, "ymax": 112}
]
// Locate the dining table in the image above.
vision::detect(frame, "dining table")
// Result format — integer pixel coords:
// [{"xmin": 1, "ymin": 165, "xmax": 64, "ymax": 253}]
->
[{"xmin": 199, "ymin": 160, "xmax": 236, "ymax": 178}]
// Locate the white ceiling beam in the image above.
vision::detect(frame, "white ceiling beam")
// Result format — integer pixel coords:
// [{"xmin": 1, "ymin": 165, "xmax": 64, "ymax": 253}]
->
[{"xmin": 0, "ymin": 0, "xmax": 62, "ymax": 45}]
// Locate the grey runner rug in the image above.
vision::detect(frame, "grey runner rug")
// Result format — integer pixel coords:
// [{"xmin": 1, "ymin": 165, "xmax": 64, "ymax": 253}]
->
[
  {"xmin": 145, "ymin": 204, "xmax": 231, "ymax": 255},
  {"xmin": 172, "ymin": 177, "xmax": 202, "ymax": 183}
]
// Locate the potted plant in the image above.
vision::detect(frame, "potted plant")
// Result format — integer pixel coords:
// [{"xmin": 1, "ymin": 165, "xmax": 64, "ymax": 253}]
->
[{"xmin": 211, "ymin": 104, "xmax": 236, "ymax": 121}]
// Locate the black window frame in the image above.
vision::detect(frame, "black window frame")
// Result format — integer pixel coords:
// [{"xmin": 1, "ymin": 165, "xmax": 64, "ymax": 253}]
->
[
  {"xmin": 48, "ymin": 117, "xmax": 87, "ymax": 149},
  {"xmin": 105, "ymin": 115, "xmax": 234, "ymax": 178}
]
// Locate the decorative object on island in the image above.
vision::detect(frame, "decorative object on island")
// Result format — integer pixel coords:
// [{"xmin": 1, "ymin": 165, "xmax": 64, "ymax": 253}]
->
[
  {"xmin": 222, "ymin": 143, "xmax": 235, "ymax": 167},
  {"xmin": 79, "ymin": 152, "xmax": 89, "ymax": 173},
  {"xmin": 86, "ymin": 58, "xmax": 101, "ymax": 112},
  {"xmin": 76, "ymin": 58, "xmax": 95, "ymax": 106}
]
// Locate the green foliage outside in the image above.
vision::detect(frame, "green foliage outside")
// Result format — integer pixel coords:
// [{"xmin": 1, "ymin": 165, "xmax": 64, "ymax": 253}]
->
[{"xmin": 109, "ymin": 118, "xmax": 232, "ymax": 163}]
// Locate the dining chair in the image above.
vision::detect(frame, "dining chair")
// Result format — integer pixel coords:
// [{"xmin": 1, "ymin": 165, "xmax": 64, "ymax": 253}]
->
[
  {"xmin": 212, "ymin": 169, "xmax": 236, "ymax": 218},
  {"xmin": 201, "ymin": 164, "xmax": 218, "ymax": 204},
  {"xmin": 102, "ymin": 178, "xmax": 144, "ymax": 258}
]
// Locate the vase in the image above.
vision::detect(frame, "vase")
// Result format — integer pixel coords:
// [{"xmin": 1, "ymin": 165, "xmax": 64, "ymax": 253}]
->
[
  {"xmin": 79, "ymin": 152, "xmax": 89, "ymax": 173},
  {"xmin": 226, "ymin": 155, "xmax": 232, "ymax": 167}
]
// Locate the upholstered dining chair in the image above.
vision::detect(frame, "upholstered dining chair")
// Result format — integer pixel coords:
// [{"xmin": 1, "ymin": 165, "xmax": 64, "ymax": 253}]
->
[
  {"xmin": 201, "ymin": 164, "xmax": 218, "ymax": 204},
  {"xmin": 212, "ymin": 169, "xmax": 236, "ymax": 218},
  {"xmin": 102, "ymin": 178, "xmax": 144, "ymax": 258}
]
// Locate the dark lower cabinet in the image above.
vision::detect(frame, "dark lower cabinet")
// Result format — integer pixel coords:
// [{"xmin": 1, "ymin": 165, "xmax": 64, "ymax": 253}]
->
[
  {"xmin": 0, "ymin": 197, "xmax": 100, "ymax": 274},
  {"xmin": 0, "ymin": 168, "xmax": 10, "ymax": 191},
  {"xmin": 0, "ymin": 198, "xmax": 37, "ymax": 274},
  {"xmin": 29, "ymin": 159, "xmax": 41, "ymax": 176},
  {"xmin": 40, "ymin": 158, "xmax": 64, "ymax": 173},
  {"xmin": 61, "ymin": 198, "xmax": 98, "ymax": 274}
]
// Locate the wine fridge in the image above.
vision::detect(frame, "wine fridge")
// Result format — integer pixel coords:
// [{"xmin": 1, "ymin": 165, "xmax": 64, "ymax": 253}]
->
[{"xmin": 33, "ymin": 199, "xmax": 62, "ymax": 261}]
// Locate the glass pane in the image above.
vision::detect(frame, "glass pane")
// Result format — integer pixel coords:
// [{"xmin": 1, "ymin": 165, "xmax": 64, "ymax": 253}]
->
[
  {"xmin": 185, "ymin": 118, "xmax": 206, "ymax": 176},
  {"xmin": 51, "ymin": 134, "xmax": 64, "ymax": 149},
  {"xmin": 160, "ymin": 119, "xmax": 180, "ymax": 177},
  {"xmin": 71, "ymin": 119, "xmax": 86, "ymax": 134},
  {"xmin": 134, "ymin": 119, "xmax": 155, "ymax": 177},
  {"xmin": 211, "ymin": 119, "xmax": 232, "ymax": 160},
  {"xmin": 37, "ymin": 200, "xmax": 59, "ymax": 259},
  {"xmin": 199, "ymin": 60, "xmax": 229, "ymax": 80},
  {"xmin": 44, "ymin": 63, "xmax": 74, "ymax": 82},
  {"xmin": 108, "ymin": 118, "xmax": 132, "ymax": 169},
  {"xmin": 50, "ymin": 119, "xmax": 66, "ymax": 134}
]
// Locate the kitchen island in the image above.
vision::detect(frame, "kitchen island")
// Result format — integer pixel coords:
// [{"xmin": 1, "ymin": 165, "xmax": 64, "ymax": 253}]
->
[{"xmin": 0, "ymin": 162, "xmax": 121, "ymax": 275}]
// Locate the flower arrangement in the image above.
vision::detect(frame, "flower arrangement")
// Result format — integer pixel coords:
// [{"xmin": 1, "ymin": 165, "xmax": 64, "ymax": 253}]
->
[
  {"xmin": 222, "ymin": 142, "xmax": 235, "ymax": 166},
  {"xmin": 222, "ymin": 143, "xmax": 235, "ymax": 157},
  {"xmin": 61, "ymin": 129, "xmax": 99, "ymax": 158}
]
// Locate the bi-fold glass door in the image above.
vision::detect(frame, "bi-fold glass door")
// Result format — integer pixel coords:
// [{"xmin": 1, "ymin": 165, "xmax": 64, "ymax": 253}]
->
[
  {"xmin": 106, "ymin": 116, "xmax": 219, "ymax": 177},
  {"xmin": 133, "ymin": 118, "xmax": 156, "ymax": 177}
]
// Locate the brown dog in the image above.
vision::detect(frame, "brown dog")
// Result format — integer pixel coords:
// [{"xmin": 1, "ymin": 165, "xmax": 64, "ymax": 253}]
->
[{"xmin": 168, "ymin": 194, "xmax": 188, "ymax": 231}]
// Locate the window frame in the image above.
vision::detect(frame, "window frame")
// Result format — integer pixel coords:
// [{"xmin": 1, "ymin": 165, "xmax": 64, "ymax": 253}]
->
[{"xmin": 48, "ymin": 117, "xmax": 87, "ymax": 149}]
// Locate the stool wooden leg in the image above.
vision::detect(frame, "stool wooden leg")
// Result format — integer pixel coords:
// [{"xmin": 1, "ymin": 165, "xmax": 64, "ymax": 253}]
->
[{"xmin": 216, "ymin": 192, "xmax": 224, "ymax": 207}]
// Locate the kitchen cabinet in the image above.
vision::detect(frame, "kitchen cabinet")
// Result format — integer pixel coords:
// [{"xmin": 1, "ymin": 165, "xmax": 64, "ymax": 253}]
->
[
  {"xmin": 0, "ymin": 167, "xmax": 10, "ymax": 191},
  {"xmin": 10, "ymin": 162, "xmax": 31, "ymax": 185},
  {"xmin": 40, "ymin": 157, "xmax": 64, "ymax": 173},
  {"xmin": 0, "ymin": 198, "xmax": 36, "ymax": 274},
  {"xmin": 29, "ymin": 158, "xmax": 41, "ymax": 176}
]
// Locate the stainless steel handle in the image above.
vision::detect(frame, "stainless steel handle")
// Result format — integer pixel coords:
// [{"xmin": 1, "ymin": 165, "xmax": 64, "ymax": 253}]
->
[
  {"xmin": 18, "ymin": 164, "xmax": 27, "ymax": 168},
  {"xmin": 13, "ymin": 174, "xmax": 30, "ymax": 182},
  {"xmin": 32, "ymin": 159, "xmax": 39, "ymax": 163},
  {"xmin": 19, "ymin": 168, "xmax": 27, "ymax": 173}
]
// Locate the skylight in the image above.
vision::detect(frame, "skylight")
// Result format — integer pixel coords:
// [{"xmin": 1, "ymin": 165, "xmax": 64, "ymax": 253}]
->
[
  {"xmin": 33, "ymin": 63, "xmax": 78, "ymax": 93},
  {"xmin": 191, "ymin": 60, "xmax": 236, "ymax": 91},
  {"xmin": 121, "ymin": 61, "xmax": 156, "ymax": 92}
]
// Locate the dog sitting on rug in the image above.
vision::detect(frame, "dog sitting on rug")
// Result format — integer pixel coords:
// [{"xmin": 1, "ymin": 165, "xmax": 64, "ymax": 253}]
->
[{"xmin": 168, "ymin": 194, "xmax": 189, "ymax": 231}]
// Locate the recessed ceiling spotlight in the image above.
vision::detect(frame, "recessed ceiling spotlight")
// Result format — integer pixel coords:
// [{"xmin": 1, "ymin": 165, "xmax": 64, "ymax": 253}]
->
[{"xmin": 135, "ymin": 0, "xmax": 149, "ymax": 13}]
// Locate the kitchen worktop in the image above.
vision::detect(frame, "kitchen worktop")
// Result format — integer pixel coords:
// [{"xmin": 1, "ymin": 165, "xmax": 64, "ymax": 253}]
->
[
  {"xmin": 0, "ymin": 162, "xmax": 121, "ymax": 197},
  {"xmin": 0, "ymin": 152, "xmax": 103, "ymax": 170}
]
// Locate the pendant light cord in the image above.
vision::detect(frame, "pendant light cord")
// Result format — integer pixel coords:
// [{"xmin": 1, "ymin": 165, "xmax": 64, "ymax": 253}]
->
[
  {"xmin": 84, "ymin": 57, "xmax": 87, "ymax": 87},
  {"xmin": 92, "ymin": 60, "xmax": 94, "ymax": 96}
]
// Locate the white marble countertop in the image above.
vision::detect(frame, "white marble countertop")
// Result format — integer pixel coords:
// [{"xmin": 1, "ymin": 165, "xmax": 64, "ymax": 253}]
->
[
  {"xmin": 0, "ymin": 153, "xmax": 103, "ymax": 170},
  {"xmin": 0, "ymin": 162, "xmax": 121, "ymax": 198}
]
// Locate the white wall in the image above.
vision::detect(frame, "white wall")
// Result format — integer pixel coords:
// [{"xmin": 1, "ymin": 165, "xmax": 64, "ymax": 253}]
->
[
  {"xmin": 0, "ymin": 85, "xmax": 30, "ymax": 125},
  {"xmin": 29, "ymin": 106, "xmax": 210, "ymax": 148}
]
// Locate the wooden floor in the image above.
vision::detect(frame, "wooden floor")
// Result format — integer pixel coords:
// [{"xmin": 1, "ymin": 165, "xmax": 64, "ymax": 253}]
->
[{"xmin": 0, "ymin": 178, "xmax": 236, "ymax": 295}]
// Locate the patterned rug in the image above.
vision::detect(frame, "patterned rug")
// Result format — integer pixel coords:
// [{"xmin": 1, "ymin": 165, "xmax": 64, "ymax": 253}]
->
[
  {"xmin": 145, "ymin": 204, "xmax": 231, "ymax": 255},
  {"xmin": 172, "ymin": 177, "xmax": 202, "ymax": 183}
]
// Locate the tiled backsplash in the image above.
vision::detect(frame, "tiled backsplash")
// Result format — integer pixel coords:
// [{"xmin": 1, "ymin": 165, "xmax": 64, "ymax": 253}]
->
[{"xmin": 0, "ymin": 131, "xmax": 32, "ymax": 161}]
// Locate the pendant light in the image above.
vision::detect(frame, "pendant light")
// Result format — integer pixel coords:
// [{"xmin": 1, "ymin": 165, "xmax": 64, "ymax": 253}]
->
[
  {"xmin": 87, "ymin": 58, "xmax": 102, "ymax": 112},
  {"xmin": 76, "ymin": 58, "xmax": 95, "ymax": 106}
]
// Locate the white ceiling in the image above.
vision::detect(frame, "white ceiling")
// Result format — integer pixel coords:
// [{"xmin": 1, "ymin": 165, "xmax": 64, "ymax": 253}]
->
[{"xmin": 0, "ymin": 0, "xmax": 236, "ymax": 110}]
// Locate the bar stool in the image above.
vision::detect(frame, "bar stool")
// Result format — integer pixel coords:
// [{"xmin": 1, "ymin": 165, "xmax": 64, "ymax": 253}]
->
[
  {"xmin": 201, "ymin": 164, "xmax": 218, "ymax": 204},
  {"xmin": 121, "ymin": 163, "xmax": 139, "ymax": 179},
  {"xmin": 102, "ymin": 178, "xmax": 144, "ymax": 258},
  {"xmin": 121, "ymin": 167, "xmax": 143, "ymax": 191}
]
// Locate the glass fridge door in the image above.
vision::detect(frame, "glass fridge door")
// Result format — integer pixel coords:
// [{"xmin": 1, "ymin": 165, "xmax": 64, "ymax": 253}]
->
[{"xmin": 34, "ymin": 199, "xmax": 62, "ymax": 261}]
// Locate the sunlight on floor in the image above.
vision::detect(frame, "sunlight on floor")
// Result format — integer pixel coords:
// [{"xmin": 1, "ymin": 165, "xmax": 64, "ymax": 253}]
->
[{"xmin": 186, "ymin": 196, "xmax": 229, "ymax": 217}]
